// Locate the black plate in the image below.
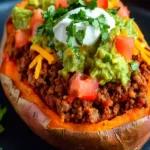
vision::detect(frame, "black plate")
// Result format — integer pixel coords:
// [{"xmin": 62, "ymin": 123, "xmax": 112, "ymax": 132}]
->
[{"xmin": 0, "ymin": 1, "xmax": 150, "ymax": 150}]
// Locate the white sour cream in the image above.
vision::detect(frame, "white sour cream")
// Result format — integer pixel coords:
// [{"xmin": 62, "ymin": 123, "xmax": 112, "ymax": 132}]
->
[{"xmin": 53, "ymin": 7, "xmax": 116, "ymax": 46}]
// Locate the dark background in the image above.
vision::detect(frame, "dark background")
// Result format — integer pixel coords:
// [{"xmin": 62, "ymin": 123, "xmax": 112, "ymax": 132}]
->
[{"xmin": 0, "ymin": 0, "xmax": 150, "ymax": 150}]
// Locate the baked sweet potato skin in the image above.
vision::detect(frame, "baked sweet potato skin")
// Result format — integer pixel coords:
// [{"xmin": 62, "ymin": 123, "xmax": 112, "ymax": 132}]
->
[
  {"xmin": 1, "ymin": 73, "xmax": 150, "ymax": 150},
  {"xmin": 0, "ymin": 17, "xmax": 150, "ymax": 150}
]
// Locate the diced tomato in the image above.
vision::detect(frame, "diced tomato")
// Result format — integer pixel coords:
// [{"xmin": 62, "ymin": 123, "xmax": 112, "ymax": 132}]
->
[
  {"xmin": 122, "ymin": 94, "xmax": 128, "ymax": 101},
  {"xmin": 15, "ymin": 29, "xmax": 30, "ymax": 48},
  {"xmin": 66, "ymin": 96, "xmax": 76, "ymax": 104},
  {"xmin": 30, "ymin": 8, "xmax": 44, "ymax": 36},
  {"xmin": 115, "ymin": 37, "xmax": 134, "ymax": 60},
  {"xmin": 84, "ymin": 0, "xmax": 108, "ymax": 9},
  {"xmin": 97, "ymin": 0, "xmax": 108, "ymax": 9},
  {"xmin": 138, "ymin": 99, "xmax": 145, "ymax": 105},
  {"xmin": 31, "ymin": 21, "xmax": 42, "ymax": 37},
  {"xmin": 55, "ymin": 0, "xmax": 69, "ymax": 9},
  {"xmin": 118, "ymin": 2, "xmax": 130, "ymax": 18},
  {"xmin": 103, "ymin": 99, "xmax": 113, "ymax": 107},
  {"xmin": 68, "ymin": 72, "xmax": 99, "ymax": 101}
]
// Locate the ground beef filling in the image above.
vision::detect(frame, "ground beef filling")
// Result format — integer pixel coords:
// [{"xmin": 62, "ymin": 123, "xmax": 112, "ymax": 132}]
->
[{"xmin": 10, "ymin": 43, "xmax": 150, "ymax": 124}]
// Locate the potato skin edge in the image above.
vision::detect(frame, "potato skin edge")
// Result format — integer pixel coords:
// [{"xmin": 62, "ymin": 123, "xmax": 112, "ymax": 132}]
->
[{"xmin": 0, "ymin": 73, "xmax": 150, "ymax": 150}]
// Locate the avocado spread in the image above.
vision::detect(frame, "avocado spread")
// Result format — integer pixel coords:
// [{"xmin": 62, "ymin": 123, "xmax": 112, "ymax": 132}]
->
[{"xmin": 12, "ymin": 7, "xmax": 33, "ymax": 29}]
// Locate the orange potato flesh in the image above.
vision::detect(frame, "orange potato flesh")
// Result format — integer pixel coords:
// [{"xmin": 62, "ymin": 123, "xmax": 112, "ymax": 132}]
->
[{"xmin": 0, "ymin": 53, "xmax": 150, "ymax": 132}]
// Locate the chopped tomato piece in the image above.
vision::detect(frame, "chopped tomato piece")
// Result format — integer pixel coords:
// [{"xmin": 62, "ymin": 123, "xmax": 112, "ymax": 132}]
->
[
  {"xmin": 66, "ymin": 96, "xmax": 76, "ymax": 104},
  {"xmin": 138, "ymin": 99, "xmax": 145, "ymax": 105},
  {"xmin": 55, "ymin": 0, "xmax": 69, "ymax": 9},
  {"xmin": 118, "ymin": 2, "xmax": 130, "ymax": 18},
  {"xmin": 97, "ymin": 0, "xmax": 108, "ymax": 9},
  {"xmin": 69, "ymin": 72, "xmax": 99, "ymax": 101},
  {"xmin": 122, "ymin": 94, "xmax": 128, "ymax": 101},
  {"xmin": 103, "ymin": 99, "xmax": 113, "ymax": 107},
  {"xmin": 15, "ymin": 29, "xmax": 30, "ymax": 48},
  {"xmin": 115, "ymin": 37, "xmax": 134, "ymax": 60},
  {"xmin": 31, "ymin": 21, "xmax": 42, "ymax": 37},
  {"xmin": 30, "ymin": 8, "xmax": 44, "ymax": 36},
  {"xmin": 84, "ymin": 0, "xmax": 108, "ymax": 8}
]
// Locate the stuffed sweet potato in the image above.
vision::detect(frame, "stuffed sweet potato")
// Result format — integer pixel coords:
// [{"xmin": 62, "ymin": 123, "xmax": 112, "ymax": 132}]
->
[{"xmin": 0, "ymin": 0, "xmax": 150, "ymax": 149}]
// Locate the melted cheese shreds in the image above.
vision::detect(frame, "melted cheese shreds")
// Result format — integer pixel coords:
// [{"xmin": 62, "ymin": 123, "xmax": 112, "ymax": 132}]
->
[
  {"xmin": 109, "ymin": 0, "xmax": 119, "ymax": 8},
  {"xmin": 34, "ymin": 55, "xmax": 43, "ymax": 79},
  {"xmin": 29, "ymin": 54, "xmax": 41, "ymax": 69},
  {"xmin": 133, "ymin": 21, "xmax": 144, "ymax": 39},
  {"xmin": 144, "ymin": 49, "xmax": 150, "ymax": 57},
  {"xmin": 135, "ymin": 39, "xmax": 150, "ymax": 65},
  {"xmin": 30, "ymin": 44, "xmax": 55, "ymax": 64},
  {"xmin": 133, "ymin": 47, "xmax": 139, "ymax": 55}
]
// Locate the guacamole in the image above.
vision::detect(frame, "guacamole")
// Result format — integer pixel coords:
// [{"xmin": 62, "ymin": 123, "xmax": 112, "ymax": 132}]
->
[
  {"xmin": 12, "ymin": 7, "xmax": 33, "ymax": 29},
  {"xmin": 28, "ymin": 0, "xmax": 39, "ymax": 7},
  {"xmin": 90, "ymin": 45, "xmax": 129, "ymax": 85}
]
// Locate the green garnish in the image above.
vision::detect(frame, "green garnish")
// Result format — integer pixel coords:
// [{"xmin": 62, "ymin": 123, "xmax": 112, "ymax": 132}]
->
[
  {"xmin": 75, "ymin": 30, "xmax": 86, "ymax": 45},
  {"xmin": 103, "ymin": 54, "xmax": 112, "ymax": 63},
  {"xmin": 130, "ymin": 61, "xmax": 139, "ymax": 72},
  {"xmin": 107, "ymin": 8, "xmax": 120, "ymax": 15},
  {"xmin": 0, "ymin": 106, "xmax": 7, "ymax": 134},
  {"xmin": 69, "ymin": 9, "xmax": 86, "ymax": 20},
  {"xmin": 86, "ymin": 0, "xmax": 97, "ymax": 10},
  {"xmin": 66, "ymin": 22, "xmax": 77, "ymax": 38},
  {"xmin": 67, "ymin": 0, "xmax": 86, "ymax": 7},
  {"xmin": 68, "ymin": 11, "xmax": 110, "ymax": 44}
]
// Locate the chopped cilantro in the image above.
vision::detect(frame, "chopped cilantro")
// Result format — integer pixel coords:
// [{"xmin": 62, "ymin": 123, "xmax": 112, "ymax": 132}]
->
[
  {"xmin": 67, "ymin": 36, "xmax": 75, "ymax": 47},
  {"xmin": 103, "ymin": 54, "xmax": 112, "ymax": 63},
  {"xmin": 66, "ymin": 22, "xmax": 77, "ymax": 37},
  {"xmin": 0, "ymin": 106, "xmax": 7, "ymax": 134},
  {"xmin": 130, "ymin": 61, "xmax": 139, "ymax": 72},
  {"xmin": 73, "ymin": 47, "xmax": 80, "ymax": 58},
  {"xmin": 67, "ymin": 0, "xmax": 86, "ymax": 6},
  {"xmin": 48, "ymin": 40, "xmax": 55, "ymax": 49},
  {"xmin": 69, "ymin": 9, "xmax": 86, "ymax": 20},
  {"xmin": 107, "ymin": 8, "xmax": 120, "ymax": 15},
  {"xmin": 92, "ymin": 19, "xmax": 99, "ymax": 29},
  {"xmin": 57, "ymin": 50, "xmax": 63, "ymax": 61},
  {"xmin": 75, "ymin": 29, "xmax": 86, "ymax": 45},
  {"xmin": 86, "ymin": 0, "xmax": 97, "ymax": 10}
]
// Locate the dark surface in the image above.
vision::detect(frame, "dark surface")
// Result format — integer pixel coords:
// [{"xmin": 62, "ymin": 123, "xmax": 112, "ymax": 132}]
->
[{"xmin": 0, "ymin": 0, "xmax": 150, "ymax": 150}]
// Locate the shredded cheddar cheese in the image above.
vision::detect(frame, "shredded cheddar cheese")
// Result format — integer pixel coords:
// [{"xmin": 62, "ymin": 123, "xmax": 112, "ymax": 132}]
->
[
  {"xmin": 130, "ymin": 19, "xmax": 150, "ymax": 65},
  {"xmin": 29, "ymin": 54, "xmax": 42, "ymax": 69},
  {"xmin": 135, "ymin": 39, "xmax": 150, "ymax": 65},
  {"xmin": 29, "ymin": 44, "xmax": 57, "ymax": 79},
  {"xmin": 109, "ymin": 0, "xmax": 119, "ymax": 8},
  {"xmin": 133, "ymin": 21, "xmax": 144, "ymax": 39},
  {"xmin": 31, "ymin": 44, "xmax": 55, "ymax": 64},
  {"xmin": 34, "ymin": 55, "xmax": 43, "ymax": 79},
  {"xmin": 120, "ymin": 29, "xmax": 127, "ymax": 37}
]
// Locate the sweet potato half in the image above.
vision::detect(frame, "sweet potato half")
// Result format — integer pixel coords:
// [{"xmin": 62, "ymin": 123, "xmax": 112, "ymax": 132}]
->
[{"xmin": 1, "ymin": 5, "xmax": 150, "ymax": 150}]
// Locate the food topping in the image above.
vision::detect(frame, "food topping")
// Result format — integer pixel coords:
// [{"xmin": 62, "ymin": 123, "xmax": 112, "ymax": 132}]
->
[
  {"xmin": 115, "ymin": 37, "xmax": 134, "ymax": 60},
  {"xmin": 9, "ymin": 0, "xmax": 150, "ymax": 123},
  {"xmin": 53, "ymin": 7, "xmax": 115, "ymax": 46},
  {"xmin": 68, "ymin": 72, "xmax": 99, "ymax": 101},
  {"xmin": 15, "ymin": 29, "xmax": 30, "ymax": 48},
  {"xmin": 12, "ymin": 7, "xmax": 33, "ymax": 29}
]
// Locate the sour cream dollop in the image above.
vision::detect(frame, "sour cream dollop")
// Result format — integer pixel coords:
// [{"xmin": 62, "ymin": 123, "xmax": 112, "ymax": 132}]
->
[{"xmin": 53, "ymin": 7, "xmax": 116, "ymax": 46}]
